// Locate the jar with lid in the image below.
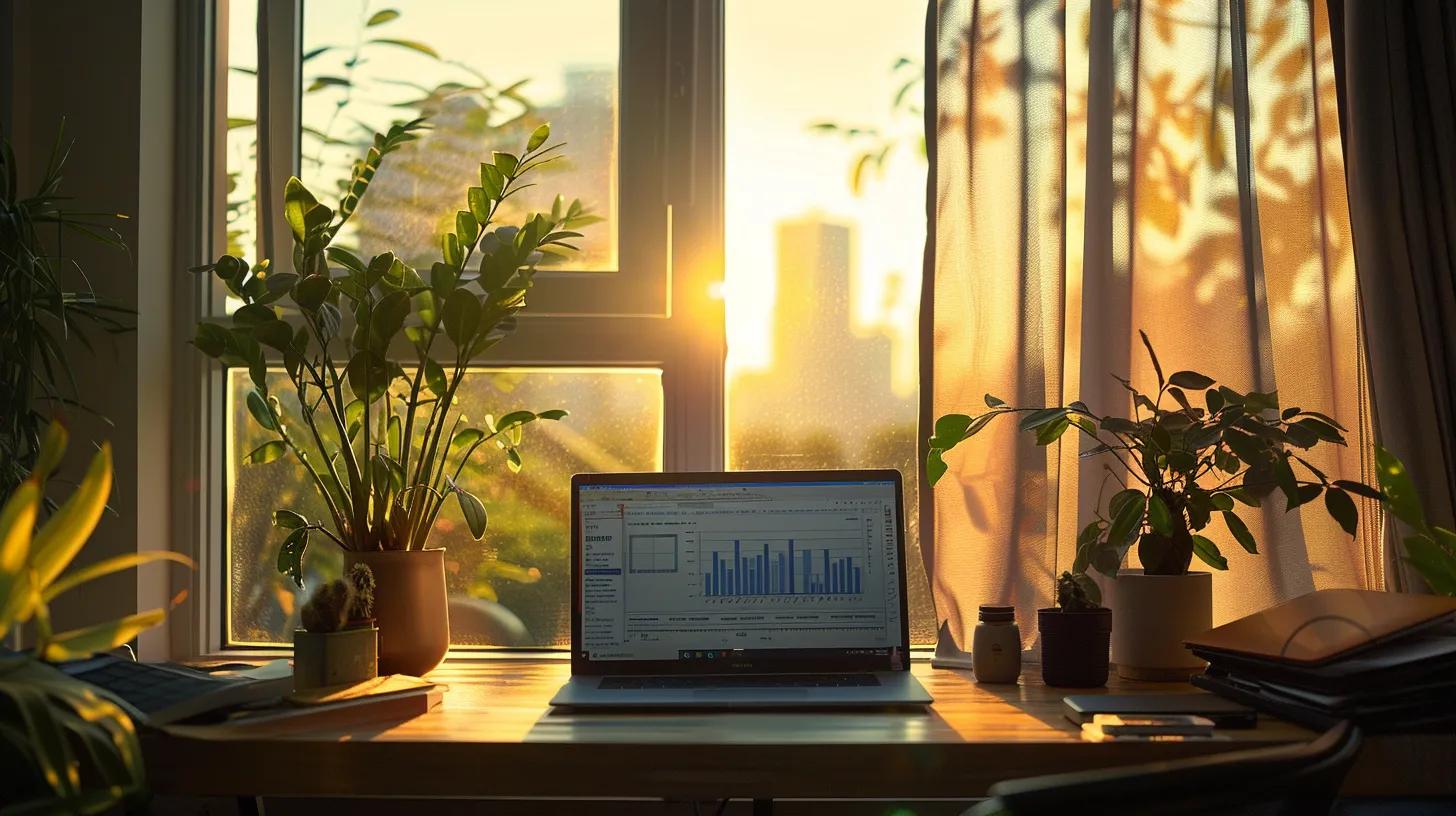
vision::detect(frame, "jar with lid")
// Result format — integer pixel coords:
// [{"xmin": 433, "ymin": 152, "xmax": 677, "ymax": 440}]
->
[{"xmin": 972, "ymin": 604, "xmax": 1021, "ymax": 683}]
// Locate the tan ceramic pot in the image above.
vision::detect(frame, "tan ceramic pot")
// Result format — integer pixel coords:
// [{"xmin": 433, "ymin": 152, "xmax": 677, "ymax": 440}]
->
[
  {"xmin": 345, "ymin": 548, "xmax": 449, "ymax": 677},
  {"xmin": 1107, "ymin": 569, "xmax": 1211, "ymax": 680}
]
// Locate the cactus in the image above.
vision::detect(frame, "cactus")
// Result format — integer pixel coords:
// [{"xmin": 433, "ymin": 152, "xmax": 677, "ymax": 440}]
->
[
  {"xmin": 300, "ymin": 579, "xmax": 350, "ymax": 633},
  {"xmin": 346, "ymin": 563, "xmax": 375, "ymax": 623},
  {"xmin": 1055, "ymin": 571, "xmax": 1101, "ymax": 612},
  {"xmin": 300, "ymin": 564, "xmax": 376, "ymax": 633}
]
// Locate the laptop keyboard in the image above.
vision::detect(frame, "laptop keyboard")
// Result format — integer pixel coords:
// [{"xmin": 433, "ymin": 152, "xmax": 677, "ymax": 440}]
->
[{"xmin": 600, "ymin": 674, "xmax": 881, "ymax": 690}]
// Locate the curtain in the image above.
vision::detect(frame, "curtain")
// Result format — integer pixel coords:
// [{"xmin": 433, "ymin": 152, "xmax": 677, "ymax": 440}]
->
[
  {"xmin": 923, "ymin": 0, "xmax": 1380, "ymax": 655},
  {"xmin": 1331, "ymin": 0, "xmax": 1456, "ymax": 593}
]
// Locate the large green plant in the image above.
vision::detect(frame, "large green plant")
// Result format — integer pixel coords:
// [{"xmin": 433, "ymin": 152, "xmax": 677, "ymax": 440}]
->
[
  {"xmin": 0, "ymin": 125, "xmax": 132, "ymax": 504},
  {"xmin": 927, "ymin": 332, "xmax": 1383, "ymax": 584},
  {"xmin": 0, "ymin": 423, "xmax": 192, "ymax": 813},
  {"xmin": 189, "ymin": 119, "xmax": 592, "ymax": 587}
]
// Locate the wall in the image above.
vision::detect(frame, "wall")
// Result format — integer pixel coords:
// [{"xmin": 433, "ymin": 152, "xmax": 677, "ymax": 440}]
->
[{"xmin": 2, "ymin": 0, "xmax": 177, "ymax": 655}]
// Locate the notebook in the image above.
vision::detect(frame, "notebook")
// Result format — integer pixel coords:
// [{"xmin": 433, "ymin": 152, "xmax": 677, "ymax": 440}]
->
[{"xmin": 1183, "ymin": 588, "xmax": 1456, "ymax": 666}]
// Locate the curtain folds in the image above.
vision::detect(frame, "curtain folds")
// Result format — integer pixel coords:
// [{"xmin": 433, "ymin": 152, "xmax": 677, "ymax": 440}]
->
[
  {"xmin": 925, "ymin": 0, "xmax": 1379, "ymax": 654},
  {"xmin": 1333, "ymin": 0, "xmax": 1456, "ymax": 593}
]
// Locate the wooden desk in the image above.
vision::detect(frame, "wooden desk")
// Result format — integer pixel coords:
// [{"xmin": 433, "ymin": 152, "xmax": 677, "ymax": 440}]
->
[{"xmin": 142, "ymin": 660, "xmax": 1454, "ymax": 801}]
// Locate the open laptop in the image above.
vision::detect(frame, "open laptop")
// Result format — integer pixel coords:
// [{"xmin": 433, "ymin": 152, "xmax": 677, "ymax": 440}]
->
[{"xmin": 550, "ymin": 469, "xmax": 931, "ymax": 708}]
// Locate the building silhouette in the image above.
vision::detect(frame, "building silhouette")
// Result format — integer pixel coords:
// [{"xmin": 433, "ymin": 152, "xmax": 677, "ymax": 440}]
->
[{"xmin": 729, "ymin": 215, "xmax": 912, "ymax": 459}]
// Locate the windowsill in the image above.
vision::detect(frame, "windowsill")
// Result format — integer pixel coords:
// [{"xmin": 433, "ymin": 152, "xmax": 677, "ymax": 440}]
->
[{"xmin": 189, "ymin": 645, "xmax": 939, "ymax": 664}]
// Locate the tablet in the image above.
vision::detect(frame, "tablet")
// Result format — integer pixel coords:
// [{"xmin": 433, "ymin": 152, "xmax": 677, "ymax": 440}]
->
[{"xmin": 1063, "ymin": 693, "xmax": 1257, "ymax": 728}]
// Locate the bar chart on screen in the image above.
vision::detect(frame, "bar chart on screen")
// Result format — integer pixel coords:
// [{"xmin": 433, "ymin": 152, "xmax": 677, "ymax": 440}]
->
[{"xmin": 699, "ymin": 534, "xmax": 868, "ymax": 599}]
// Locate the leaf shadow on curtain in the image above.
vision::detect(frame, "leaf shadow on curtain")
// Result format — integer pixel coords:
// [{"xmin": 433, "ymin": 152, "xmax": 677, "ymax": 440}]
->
[{"xmin": 924, "ymin": 0, "xmax": 1380, "ymax": 656}]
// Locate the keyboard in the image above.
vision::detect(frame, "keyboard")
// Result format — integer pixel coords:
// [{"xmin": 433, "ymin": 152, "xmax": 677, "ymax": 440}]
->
[{"xmin": 599, "ymin": 673, "xmax": 881, "ymax": 690}]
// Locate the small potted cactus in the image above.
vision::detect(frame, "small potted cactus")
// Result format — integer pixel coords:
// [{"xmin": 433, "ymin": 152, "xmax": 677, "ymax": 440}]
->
[
  {"xmin": 293, "ymin": 563, "xmax": 379, "ymax": 690},
  {"xmin": 1038, "ymin": 571, "xmax": 1112, "ymax": 688}
]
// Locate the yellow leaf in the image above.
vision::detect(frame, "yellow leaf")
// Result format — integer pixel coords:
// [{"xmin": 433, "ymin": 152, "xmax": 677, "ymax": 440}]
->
[
  {"xmin": 29, "ymin": 443, "xmax": 112, "ymax": 590},
  {"xmin": 0, "ymin": 479, "xmax": 40, "ymax": 637},
  {"xmin": 42, "ymin": 550, "xmax": 195, "ymax": 603},
  {"xmin": 32, "ymin": 422, "xmax": 69, "ymax": 483},
  {"xmin": 42, "ymin": 608, "xmax": 166, "ymax": 662}
]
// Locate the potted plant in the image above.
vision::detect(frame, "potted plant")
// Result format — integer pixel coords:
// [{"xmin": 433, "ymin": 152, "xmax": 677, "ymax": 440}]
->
[
  {"xmin": 187, "ymin": 118, "xmax": 592, "ymax": 675},
  {"xmin": 1039, "ymin": 571, "xmax": 1112, "ymax": 687},
  {"xmin": 1374, "ymin": 446, "xmax": 1456, "ymax": 596},
  {"xmin": 927, "ymin": 332, "xmax": 1381, "ymax": 679},
  {"xmin": 294, "ymin": 563, "xmax": 379, "ymax": 689},
  {"xmin": 0, "ymin": 423, "xmax": 192, "ymax": 811}
]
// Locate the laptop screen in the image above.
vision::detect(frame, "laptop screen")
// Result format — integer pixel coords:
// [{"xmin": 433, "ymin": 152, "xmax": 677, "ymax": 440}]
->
[{"xmin": 574, "ymin": 473, "xmax": 907, "ymax": 671}]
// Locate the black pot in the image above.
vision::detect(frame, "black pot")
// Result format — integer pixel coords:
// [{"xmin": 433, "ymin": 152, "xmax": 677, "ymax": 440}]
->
[{"xmin": 1038, "ymin": 607, "xmax": 1112, "ymax": 688}]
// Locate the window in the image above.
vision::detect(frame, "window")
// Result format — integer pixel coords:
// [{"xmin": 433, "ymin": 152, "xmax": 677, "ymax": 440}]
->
[{"xmin": 192, "ymin": 0, "xmax": 931, "ymax": 654}]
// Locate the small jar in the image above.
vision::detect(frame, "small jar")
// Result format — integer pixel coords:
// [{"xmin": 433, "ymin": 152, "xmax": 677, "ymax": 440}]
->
[{"xmin": 972, "ymin": 605, "xmax": 1021, "ymax": 683}]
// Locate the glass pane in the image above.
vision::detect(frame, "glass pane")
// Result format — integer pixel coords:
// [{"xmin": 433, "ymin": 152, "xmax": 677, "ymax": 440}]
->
[
  {"xmin": 224, "ymin": 0, "xmax": 259, "ymax": 259},
  {"xmin": 300, "ymin": 1, "xmax": 618, "ymax": 271},
  {"xmin": 725, "ymin": 0, "xmax": 933, "ymax": 644},
  {"xmin": 226, "ymin": 368, "xmax": 662, "ymax": 648}
]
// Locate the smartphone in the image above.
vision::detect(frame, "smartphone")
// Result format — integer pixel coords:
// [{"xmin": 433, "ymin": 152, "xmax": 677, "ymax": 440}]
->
[{"xmin": 1090, "ymin": 713, "xmax": 1217, "ymax": 736}]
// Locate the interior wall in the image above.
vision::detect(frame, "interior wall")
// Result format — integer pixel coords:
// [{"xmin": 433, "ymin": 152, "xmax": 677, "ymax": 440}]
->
[{"xmin": 4, "ymin": 0, "xmax": 178, "ymax": 649}]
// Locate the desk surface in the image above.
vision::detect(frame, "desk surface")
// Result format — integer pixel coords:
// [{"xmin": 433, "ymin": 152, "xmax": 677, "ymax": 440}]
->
[{"xmin": 142, "ymin": 660, "xmax": 1454, "ymax": 800}]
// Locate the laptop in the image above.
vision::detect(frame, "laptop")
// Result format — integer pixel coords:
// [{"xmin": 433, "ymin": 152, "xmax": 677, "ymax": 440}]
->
[{"xmin": 549, "ymin": 469, "xmax": 932, "ymax": 708}]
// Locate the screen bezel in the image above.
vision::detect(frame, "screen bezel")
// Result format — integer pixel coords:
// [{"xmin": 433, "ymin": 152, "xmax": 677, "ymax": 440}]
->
[{"xmin": 570, "ymin": 469, "xmax": 911, "ymax": 676}]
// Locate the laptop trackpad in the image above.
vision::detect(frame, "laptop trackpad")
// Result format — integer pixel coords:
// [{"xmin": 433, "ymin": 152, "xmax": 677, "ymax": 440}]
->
[{"xmin": 692, "ymin": 688, "xmax": 810, "ymax": 698}]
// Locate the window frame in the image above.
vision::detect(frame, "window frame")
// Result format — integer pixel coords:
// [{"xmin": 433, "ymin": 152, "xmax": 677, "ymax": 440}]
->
[{"xmin": 173, "ymin": 0, "xmax": 725, "ymax": 658}]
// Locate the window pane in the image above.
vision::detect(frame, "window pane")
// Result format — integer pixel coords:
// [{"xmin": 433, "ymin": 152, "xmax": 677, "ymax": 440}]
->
[
  {"xmin": 226, "ymin": 368, "xmax": 662, "ymax": 648},
  {"xmin": 725, "ymin": 0, "xmax": 933, "ymax": 644},
  {"xmin": 300, "ymin": 1, "xmax": 618, "ymax": 271},
  {"xmin": 224, "ymin": 0, "xmax": 259, "ymax": 259}
]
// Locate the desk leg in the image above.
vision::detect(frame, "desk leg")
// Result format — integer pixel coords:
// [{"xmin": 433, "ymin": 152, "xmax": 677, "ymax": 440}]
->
[
  {"xmin": 752, "ymin": 798, "xmax": 773, "ymax": 815},
  {"xmin": 235, "ymin": 796, "xmax": 264, "ymax": 816}
]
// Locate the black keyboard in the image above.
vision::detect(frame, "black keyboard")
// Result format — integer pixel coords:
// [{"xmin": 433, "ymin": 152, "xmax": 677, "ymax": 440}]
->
[{"xmin": 600, "ymin": 674, "xmax": 880, "ymax": 690}]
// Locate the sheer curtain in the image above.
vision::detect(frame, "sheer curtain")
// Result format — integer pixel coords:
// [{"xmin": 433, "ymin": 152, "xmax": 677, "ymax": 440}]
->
[{"xmin": 923, "ymin": 0, "xmax": 1380, "ymax": 655}]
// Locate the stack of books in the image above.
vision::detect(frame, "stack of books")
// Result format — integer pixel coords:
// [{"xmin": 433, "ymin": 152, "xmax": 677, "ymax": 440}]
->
[{"xmin": 1186, "ymin": 589, "xmax": 1456, "ymax": 732}]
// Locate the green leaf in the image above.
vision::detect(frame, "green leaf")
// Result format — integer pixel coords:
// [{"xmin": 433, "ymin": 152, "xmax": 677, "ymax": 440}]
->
[
  {"xmin": 370, "ymin": 289, "xmax": 411, "ymax": 346},
  {"xmin": 1222, "ymin": 511, "xmax": 1258, "ymax": 553},
  {"xmin": 246, "ymin": 390, "xmax": 276, "ymax": 430},
  {"xmin": 1146, "ymin": 493, "xmax": 1173, "ymax": 536},
  {"xmin": 467, "ymin": 187, "xmax": 490, "ymax": 222},
  {"xmin": 493, "ymin": 151, "xmax": 519, "ymax": 176},
  {"xmin": 0, "ymin": 481, "xmax": 40, "ymax": 636},
  {"xmin": 42, "ymin": 550, "xmax": 193, "ymax": 604},
  {"xmin": 282, "ymin": 177, "xmax": 321, "ymax": 244},
  {"xmin": 29, "ymin": 445, "xmax": 112, "ymax": 591},
  {"xmin": 366, "ymin": 8, "xmax": 400, "ymax": 25},
  {"xmin": 1402, "ymin": 535, "xmax": 1456, "ymax": 595},
  {"xmin": 423, "ymin": 357, "xmax": 448, "ymax": 397},
  {"xmin": 451, "ymin": 428, "xmax": 485, "ymax": 452},
  {"xmin": 984, "ymin": 394, "xmax": 1006, "ymax": 408},
  {"xmin": 537, "ymin": 409, "xmax": 568, "ymax": 421},
  {"xmin": 1333, "ymin": 479, "xmax": 1383, "ymax": 501},
  {"xmin": 441, "ymin": 288, "xmax": 481, "ymax": 345},
  {"xmin": 1209, "ymin": 492, "xmax": 1235, "ymax": 512},
  {"xmin": 1106, "ymin": 490, "xmax": 1147, "ymax": 552},
  {"xmin": 1191, "ymin": 535, "xmax": 1229, "ymax": 570},
  {"xmin": 244, "ymin": 440, "xmax": 287, "ymax": 464},
  {"xmin": 506, "ymin": 447, "xmax": 523, "ymax": 473},
  {"xmin": 1288, "ymin": 483, "xmax": 1323, "ymax": 511},
  {"xmin": 292, "ymin": 273, "xmax": 332, "ymax": 312},
  {"xmin": 1205, "ymin": 388, "xmax": 1225, "ymax": 413},
  {"xmin": 277, "ymin": 527, "xmax": 309, "ymax": 588},
  {"xmin": 931, "ymin": 414, "xmax": 973, "ymax": 447},
  {"xmin": 926, "ymin": 450, "xmax": 948, "ymax": 486},
  {"xmin": 1138, "ymin": 330, "xmax": 1165, "ymax": 387},
  {"xmin": 273, "ymin": 509, "xmax": 307, "ymax": 529},
  {"xmin": 1375, "ymin": 446, "xmax": 1425, "ymax": 530},
  {"xmin": 527, "ymin": 123, "xmax": 551, "ymax": 152},
  {"xmin": 367, "ymin": 37, "xmax": 439, "ymax": 58},
  {"xmin": 456, "ymin": 488, "xmax": 488, "ymax": 540},
  {"xmin": 346, "ymin": 350, "xmax": 392, "ymax": 404},
  {"xmin": 1324, "ymin": 487, "xmax": 1358, "ymax": 536},
  {"xmin": 1017, "ymin": 407, "xmax": 1067, "ymax": 432},
  {"xmin": 456, "ymin": 210, "xmax": 479, "ymax": 246},
  {"xmin": 480, "ymin": 164, "xmax": 504, "ymax": 199},
  {"xmin": 1035, "ymin": 417, "xmax": 1070, "ymax": 446},
  {"xmin": 1169, "ymin": 371, "xmax": 1216, "ymax": 390}
]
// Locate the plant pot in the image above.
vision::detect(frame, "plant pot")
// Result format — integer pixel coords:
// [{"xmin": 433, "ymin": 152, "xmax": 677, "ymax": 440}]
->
[
  {"xmin": 293, "ymin": 626, "xmax": 378, "ymax": 690},
  {"xmin": 1037, "ymin": 607, "xmax": 1111, "ymax": 688},
  {"xmin": 346, "ymin": 548, "xmax": 450, "ymax": 676},
  {"xmin": 1107, "ymin": 569, "xmax": 1211, "ymax": 680}
]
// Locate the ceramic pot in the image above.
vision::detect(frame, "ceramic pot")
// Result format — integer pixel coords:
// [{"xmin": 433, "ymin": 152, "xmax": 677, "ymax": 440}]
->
[
  {"xmin": 345, "ymin": 548, "xmax": 449, "ymax": 676},
  {"xmin": 1037, "ymin": 607, "xmax": 1111, "ymax": 688},
  {"xmin": 292, "ymin": 626, "xmax": 378, "ymax": 690},
  {"xmin": 1107, "ymin": 569, "xmax": 1211, "ymax": 680}
]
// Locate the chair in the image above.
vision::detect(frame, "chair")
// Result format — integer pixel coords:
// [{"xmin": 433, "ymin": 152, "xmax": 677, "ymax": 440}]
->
[{"xmin": 965, "ymin": 721, "xmax": 1362, "ymax": 816}]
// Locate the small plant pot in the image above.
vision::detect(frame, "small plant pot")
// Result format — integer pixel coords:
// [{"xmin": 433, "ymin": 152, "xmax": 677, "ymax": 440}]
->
[
  {"xmin": 293, "ymin": 626, "xmax": 378, "ymax": 691},
  {"xmin": 1038, "ymin": 607, "xmax": 1112, "ymax": 688},
  {"xmin": 347, "ymin": 548, "xmax": 450, "ymax": 676}
]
